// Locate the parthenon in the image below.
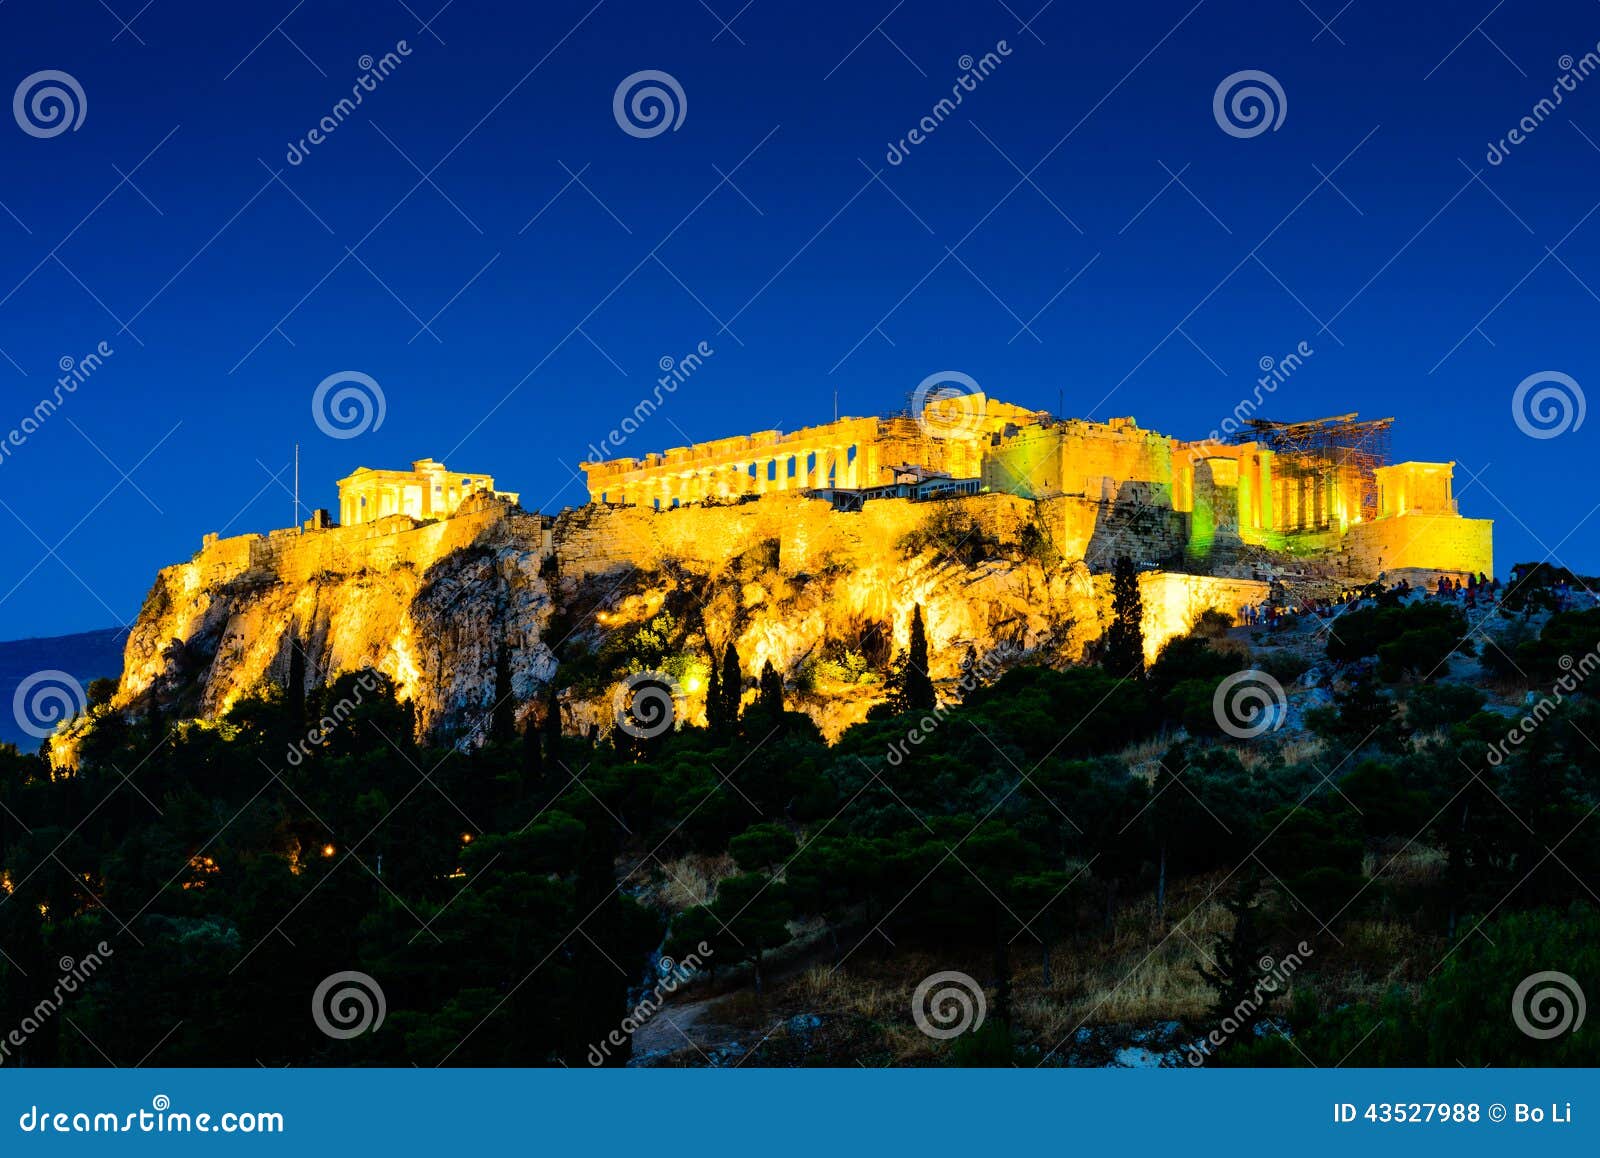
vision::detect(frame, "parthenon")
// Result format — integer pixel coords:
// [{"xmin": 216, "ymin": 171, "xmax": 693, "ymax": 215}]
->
[
  {"xmin": 579, "ymin": 399, "xmax": 1043, "ymax": 509},
  {"xmin": 579, "ymin": 393, "xmax": 1493, "ymax": 583}
]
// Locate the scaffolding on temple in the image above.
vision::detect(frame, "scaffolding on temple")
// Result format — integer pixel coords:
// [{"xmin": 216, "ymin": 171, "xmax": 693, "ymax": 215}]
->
[{"xmin": 1232, "ymin": 413, "xmax": 1393, "ymax": 522}]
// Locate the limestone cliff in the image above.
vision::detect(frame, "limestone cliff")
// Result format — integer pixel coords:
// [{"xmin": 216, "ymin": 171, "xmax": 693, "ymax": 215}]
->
[
  {"xmin": 107, "ymin": 491, "xmax": 1268, "ymax": 748},
  {"xmin": 117, "ymin": 496, "xmax": 557, "ymax": 742}
]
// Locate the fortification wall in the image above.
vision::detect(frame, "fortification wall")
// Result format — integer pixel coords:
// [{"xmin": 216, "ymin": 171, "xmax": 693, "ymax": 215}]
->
[
  {"xmin": 1043, "ymin": 494, "xmax": 1187, "ymax": 568},
  {"xmin": 554, "ymin": 491, "xmax": 1036, "ymax": 582},
  {"xmin": 1132, "ymin": 572, "xmax": 1271, "ymax": 663},
  {"xmin": 191, "ymin": 502, "xmax": 549, "ymax": 590},
  {"xmin": 1345, "ymin": 514, "xmax": 1493, "ymax": 579},
  {"xmin": 984, "ymin": 419, "xmax": 1175, "ymax": 500}
]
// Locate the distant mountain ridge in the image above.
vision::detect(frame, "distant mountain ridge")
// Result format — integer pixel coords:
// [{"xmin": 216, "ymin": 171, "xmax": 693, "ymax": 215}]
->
[{"xmin": 0, "ymin": 627, "xmax": 125, "ymax": 751}]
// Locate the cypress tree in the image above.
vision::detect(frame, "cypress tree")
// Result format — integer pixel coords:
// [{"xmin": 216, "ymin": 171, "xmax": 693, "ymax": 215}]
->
[
  {"xmin": 542, "ymin": 682, "xmax": 562, "ymax": 764},
  {"xmin": 145, "ymin": 696, "xmax": 166, "ymax": 750},
  {"xmin": 523, "ymin": 711, "xmax": 543, "ymax": 782},
  {"xmin": 490, "ymin": 645, "xmax": 516, "ymax": 744},
  {"xmin": 286, "ymin": 635, "xmax": 306, "ymax": 724},
  {"xmin": 706, "ymin": 645, "xmax": 724, "ymax": 732},
  {"xmin": 756, "ymin": 660, "xmax": 784, "ymax": 724},
  {"xmin": 904, "ymin": 604, "xmax": 936, "ymax": 711},
  {"xmin": 1102, "ymin": 556, "xmax": 1145, "ymax": 679},
  {"xmin": 720, "ymin": 641, "xmax": 743, "ymax": 730}
]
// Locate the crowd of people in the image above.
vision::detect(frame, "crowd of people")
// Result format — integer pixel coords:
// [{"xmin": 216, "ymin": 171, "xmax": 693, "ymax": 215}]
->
[{"xmin": 1236, "ymin": 570, "xmax": 1506, "ymax": 632}]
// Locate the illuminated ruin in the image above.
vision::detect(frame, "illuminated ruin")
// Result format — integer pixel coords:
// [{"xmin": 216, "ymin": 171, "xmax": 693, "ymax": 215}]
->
[
  {"xmin": 110, "ymin": 393, "xmax": 1489, "ymax": 752},
  {"xmin": 581, "ymin": 394, "xmax": 1492, "ymax": 584},
  {"xmin": 336, "ymin": 458, "xmax": 518, "ymax": 527}
]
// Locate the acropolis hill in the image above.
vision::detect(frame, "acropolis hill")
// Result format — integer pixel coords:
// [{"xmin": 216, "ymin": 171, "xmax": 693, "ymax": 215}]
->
[{"xmin": 108, "ymin": 392, "xmax": 1491, "ymax": 746}]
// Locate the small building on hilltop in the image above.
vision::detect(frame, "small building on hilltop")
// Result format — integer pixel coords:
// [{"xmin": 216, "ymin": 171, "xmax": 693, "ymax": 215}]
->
[{"xmin": 337, "ymin": 458, "xmax": 519, "ymax": 527}]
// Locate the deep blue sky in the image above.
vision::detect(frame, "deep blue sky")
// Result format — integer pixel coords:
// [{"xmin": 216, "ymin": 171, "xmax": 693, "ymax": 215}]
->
[{"xmin": 2, "ymin": 0, "xmax": 1598, "ymax": 639}]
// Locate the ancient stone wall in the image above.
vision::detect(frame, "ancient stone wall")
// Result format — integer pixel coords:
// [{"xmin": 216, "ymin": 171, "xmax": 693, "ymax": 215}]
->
[
  {"xmin": 1041, "ymin": 494, "xmax": 1187, "ymax": 569},
  {"xmin": 1345, "ymin": 513, "xmax": 1493, "ymax": 578},
  {"xmin": 189, "ymin": 502, "xmax": 550, "ymax": 591},
  {"xmin": 554, "ymin": 491, "xmax": 1035, "ymax": 583},
  {"xmin": 983, "ymin": 416, "xmax": 1174, "ymax": 500},
  {"xmin": 1131, "ymin": 572, "xmax": 1271, "ymax": 664}
]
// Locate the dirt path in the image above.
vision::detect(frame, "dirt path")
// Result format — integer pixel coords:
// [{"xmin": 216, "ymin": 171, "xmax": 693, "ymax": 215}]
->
[{"xmin": 629, "ymin": 988, "xmax": 749, "ymax": 1064}]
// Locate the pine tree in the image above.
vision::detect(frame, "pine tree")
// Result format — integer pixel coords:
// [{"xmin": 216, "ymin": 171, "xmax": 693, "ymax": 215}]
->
[
  {"xmin": 904, "ymin": 604, "xmax": 936, "ymax": 711},
  {"xmin": 1102, "ymin": 556, "xmax": 1145, "ymax": 679},
  {"xmin": 1195, "ymin": 873, "xmax": 1269, "ymax": 1057}
]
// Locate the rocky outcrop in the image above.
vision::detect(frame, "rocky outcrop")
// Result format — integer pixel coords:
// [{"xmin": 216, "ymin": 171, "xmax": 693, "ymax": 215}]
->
[
  {"xmin": 107, "ymin": 491, "xmax": 1265, "ymax": 748},
  {"xmin": 118, "ymin": 499, "xmax": 556, "ymax": 742}
]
